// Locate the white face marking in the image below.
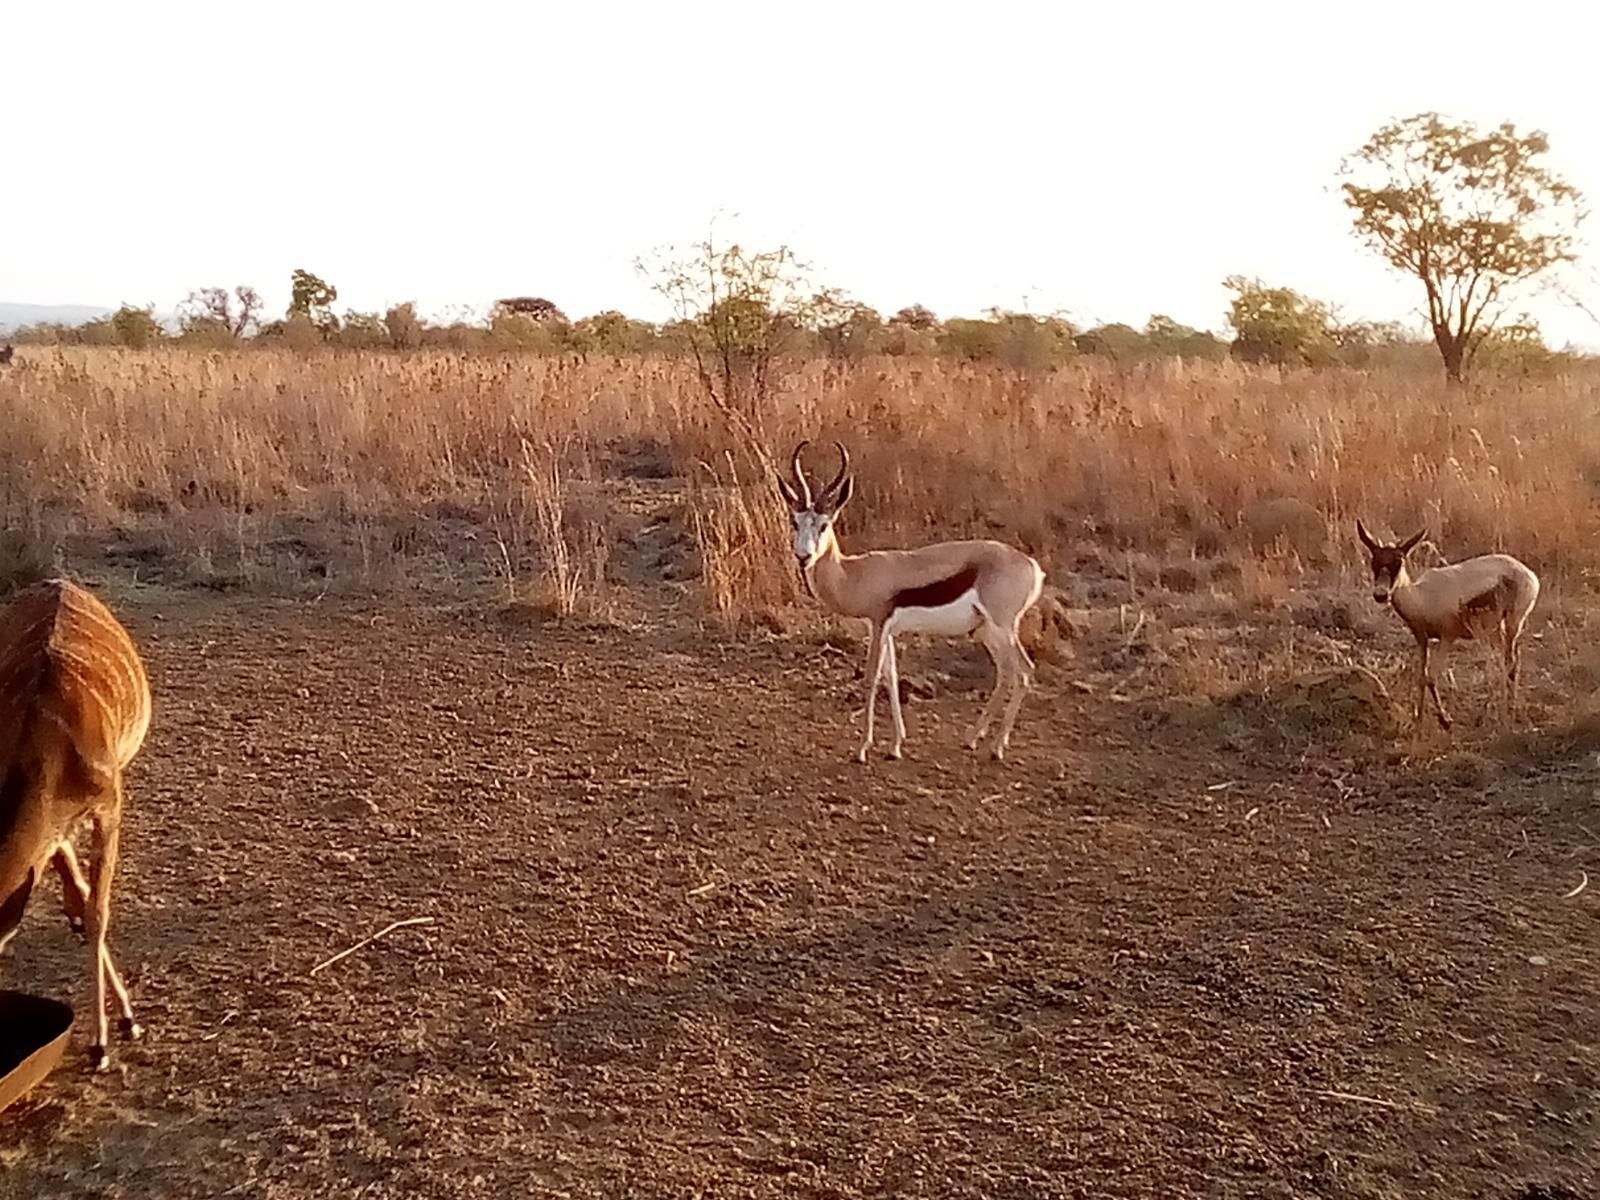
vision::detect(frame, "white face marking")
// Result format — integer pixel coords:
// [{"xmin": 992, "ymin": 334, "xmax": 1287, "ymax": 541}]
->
[{"xmin": 791, "ymin": 509, "xmax": 833, "ymax": 567}]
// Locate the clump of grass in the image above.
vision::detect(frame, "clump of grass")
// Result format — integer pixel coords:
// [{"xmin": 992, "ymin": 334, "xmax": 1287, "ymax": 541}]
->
[
  {"xmin": 485, "ymin": 438, "xmax": 614, "ymax": 621},
  {"xmin": 518, "ymin": 438, "xmax": 612, "ymax": 620},
  {"xmin": 687, "ymin": 451, "xmax": 796, "ymax": 624},
  {"xmin": 0, "ymin": 528, "xmax": 51, "ymax": 594}
]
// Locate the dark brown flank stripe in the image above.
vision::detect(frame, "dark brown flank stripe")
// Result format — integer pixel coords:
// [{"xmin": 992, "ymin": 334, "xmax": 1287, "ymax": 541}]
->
[
  {"xmin": 890, "ymin": 566, "xmax": 979, "ymax": 612},
  {"xmin": 1448, "ymin": 578, "xmax": 1512, "ymax": 641}
]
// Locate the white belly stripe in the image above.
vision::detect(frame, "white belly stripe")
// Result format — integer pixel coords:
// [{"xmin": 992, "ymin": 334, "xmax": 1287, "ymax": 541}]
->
[{"xmin": 885, "ymin": 589, "xmax": 986, "ymax": 638}]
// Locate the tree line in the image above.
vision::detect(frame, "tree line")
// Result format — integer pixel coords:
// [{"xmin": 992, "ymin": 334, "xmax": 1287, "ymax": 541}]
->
[{"xmin": 9, "ymin": 113, "xmax": 1588, "ymax": 385}]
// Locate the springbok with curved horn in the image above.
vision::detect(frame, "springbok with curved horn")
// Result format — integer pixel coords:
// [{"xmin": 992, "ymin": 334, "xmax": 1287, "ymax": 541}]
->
[
  {"xmin": 778, "ymin": 442, "xmax": 1046, "ymax": 762},
  {"xmin": 1355, "ymin": 521, "xmax": 1539, "ymax": 730},
  {"xmin": 0, "ymin": 579, "xmax": 152, "ymax": 1068}
]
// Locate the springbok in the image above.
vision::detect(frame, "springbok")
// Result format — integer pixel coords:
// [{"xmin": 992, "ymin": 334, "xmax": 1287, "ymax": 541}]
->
[
  {"xmin": 777, "ymin": 442, "xmax": 1046, "ymax": 762},
  {"xmin": 0, "ymin": 578, "xmax": 152, "ymax": 1069},
  {"xmin": 1355, "ymin": 521, "xmax": 1540, "ymax": 730}
]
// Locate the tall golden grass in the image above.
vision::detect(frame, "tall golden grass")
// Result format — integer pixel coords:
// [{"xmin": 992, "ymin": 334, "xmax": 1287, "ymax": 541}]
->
[{"xmin": 1, "ymin": 347, "xmax": 1596, "ymax": 610}]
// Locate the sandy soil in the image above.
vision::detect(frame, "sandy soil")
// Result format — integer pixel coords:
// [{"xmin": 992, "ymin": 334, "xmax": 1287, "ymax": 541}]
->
[{"xmin": 1, "ymin": 580, "xmax": 1597, "ymax": 1199}]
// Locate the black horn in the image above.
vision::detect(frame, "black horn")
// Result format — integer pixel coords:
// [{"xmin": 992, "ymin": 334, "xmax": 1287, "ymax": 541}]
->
[
  {"xmin": 820, "ymin": 441, "xmax": 850, "ymax": 502},
  {"xmin": 790, "ymin": 441, "xmax": 814, "ymax": 509}
]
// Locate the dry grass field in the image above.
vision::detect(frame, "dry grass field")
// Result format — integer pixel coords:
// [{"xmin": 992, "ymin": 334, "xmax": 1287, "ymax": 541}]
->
[{"xmin": 1, "ymin": 348, "xmax": 1599, "ymax": 1198}]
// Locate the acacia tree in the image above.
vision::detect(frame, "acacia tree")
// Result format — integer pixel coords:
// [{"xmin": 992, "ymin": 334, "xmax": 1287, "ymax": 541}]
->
[
  {"xmin": 638, "ymin": 236, "xmax": 834, "ymax": 473},
  {"xmin": 1341, "ymin": 113, "xmax": 1584, "ymax": 384},
  {"xmin": 494, "ymin": 296, "xmax": 569, "ymax": 325},
  {"xmin": 889, "ymin": 304, "xmax": 938, "ymax": 331},
  {"xmin": 181, "ymin": 285, "xmax": 263, "ymax": 338},
  {"xmin": 288, "ymin": 268, "xmax": 339, "ymax": 329}
]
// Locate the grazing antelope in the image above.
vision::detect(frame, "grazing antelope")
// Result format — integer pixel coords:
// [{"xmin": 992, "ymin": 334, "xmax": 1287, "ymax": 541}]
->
[
  {"xmin": 1355, "ymin": 521, "xmax": 1540, "ymax": 730},
  {"xmin": 0, "ymin": 345, "xmax": 14, "ymax": 366},
  {"xmin": 777, "ymin": 442, "xmax": 1046, "ymax": 762},
  {"xmin": 0, "ymin": 579, "xmax": 152, "ymax": 1069}
]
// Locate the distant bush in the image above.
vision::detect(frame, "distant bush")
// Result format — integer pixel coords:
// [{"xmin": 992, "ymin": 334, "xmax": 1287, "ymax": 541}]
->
[
  {"xmin": 177, "ymin": 318, "xmax": 239, "ymax": 349},
  {"xmin": 940, "ymin": 311, "xmax": 1076, "ymax": 370},
  {"xmin": 812, "ymin": 302, "xmax": 885, "ymax": 360},
  {"xmin": 1475, "ymin": 317, "xmax": 1572, "ymax": 376},
  {"xmin": 110, "ymin": 305, "xmax": 163, "ymax": 350},
  {"xmin": 489, "ymin": 312, "xmax": 566, "ymax": 353},
  {"xmin": 1225, "ymin": 277, "xmax": 1336, "ymax": 367},
  {"xmin": 1075, "ymin": 322, "xmax": 1147, "ymax": 359},
  {"xmin": 384, "ymin": 303, "xmax": 424, "ymax": 350},
  {"xmin": 570, "ymin": 310, "xmax": 658, "ymax": 355},
  {"xmin": 336, "ymin": 312, "xmax": 389, "ymax": 350}
]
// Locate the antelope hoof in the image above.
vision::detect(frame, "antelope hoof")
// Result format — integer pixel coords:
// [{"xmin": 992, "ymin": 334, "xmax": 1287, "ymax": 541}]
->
[
  {"xmin": 855, "ymin": 746, "xmax": 871, "ymax": 765},
  {"xmin": 88, "ymin": 1044, "xmax": 110, "ymax": 1072},
  {"xmin": 990, "ymin": 745, "xmax": 1007, "ymax": 763},
  {"xmin": 119, "ymin": 1018, "xmax": 144, "ymax": 1042},
  {"xmin": 1438, "ymin": 713, "xmax": 1453, "ymax": 731},
  {"xmin": 887, "ymin": 745, "xmax": 903, "ymax": 761}
]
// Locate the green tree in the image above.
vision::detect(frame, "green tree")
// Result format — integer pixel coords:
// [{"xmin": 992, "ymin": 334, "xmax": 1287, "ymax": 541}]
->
[
  {"xmin": 110, "ymin": 304, "xmax": 163, "ymax": 349},
  {"xmin": 1327, "ymin": 318, "xmax": 1414, "ymax": 368},
  {"xmin": 939, "ymin": 310, "xmax": 1075, "ymax": 370},
  {"xmin": 810, "ymin": 296, "xmax": 884, "ymax": 359},
  {"xmin": 488, "ymin": 311, "xmax": 568, "ymax": 352},
  {"xmin": 1074, "ymin": 322, "xmax": 1148, "ymax": 359},
  {"xmin": 1474, "ymin": 315, "xmax": 1568, "ymax": 374},
  {"xmin": 938, "ymin": 317, "xmax": 1006, "ymax": 362},
  {"xmin": 638, "ymin": 236, "xmax": 835, "ymax": 466},
  {"xmin": 288, "ymin": 269, "xmax": 339, "ymax": 329},
  {"xmin": 1144, "ymin": 314, "xmax": 1226, "ymax": 361},
  {"xmin": 1341, "ymin": 113, "xmax": 1585, "ymax": 384},
  {"xmin": 571, "ymin": 310, "xmax": 657, "ymax": 354},
  {"xmin": 1223, "ymin": 277, "xmax": 1335, "ymax": 367}
]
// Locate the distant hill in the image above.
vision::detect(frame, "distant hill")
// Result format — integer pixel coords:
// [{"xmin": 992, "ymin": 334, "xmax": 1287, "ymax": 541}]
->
[{"xmin": 0, "ymin": 301, "xmax": 112, "ymax": 332}]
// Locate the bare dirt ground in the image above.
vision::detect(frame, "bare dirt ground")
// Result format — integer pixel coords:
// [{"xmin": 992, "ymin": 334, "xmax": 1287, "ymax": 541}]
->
[{"xmin": 1, "ymin": 572, "xmax": 1598, "ymax": 1199}]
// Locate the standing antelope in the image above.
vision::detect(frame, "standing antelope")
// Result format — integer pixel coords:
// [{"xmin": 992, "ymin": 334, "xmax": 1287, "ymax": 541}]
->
[
  {"xmin": 0, "ymin": 579, "xmax": 152, "ymax": 1069},
  {"xmin": 1355, "ymin": 521, "xmax": 1540, "ymax": 731},
  {"xmin": 777, "ymin": 442, "xmax": 1046, "ymax": 763}
]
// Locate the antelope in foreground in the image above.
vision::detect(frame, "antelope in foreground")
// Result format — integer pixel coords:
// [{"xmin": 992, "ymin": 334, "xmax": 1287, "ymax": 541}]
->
[
  {"xmin": 0, "ymin": 579, "xmax": 152, "ymax": 1069},
  {"xmin": 778, "ymin": 442, "xmax": 1046, "ymax": 762},
  {"xmin": 1355, "ymin": 521, "xmax": 1540, "ymax": 731}
]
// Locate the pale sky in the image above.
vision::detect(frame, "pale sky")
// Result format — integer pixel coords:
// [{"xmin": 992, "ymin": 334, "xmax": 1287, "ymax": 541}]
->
[{"xmin": 5, "ymin": 0, "xmax": 1600, "ymax": 345}]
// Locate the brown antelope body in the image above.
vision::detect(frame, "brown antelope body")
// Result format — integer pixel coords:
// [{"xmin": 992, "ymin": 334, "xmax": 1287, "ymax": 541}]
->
[
  {"xmin": 1356, "ymin": 522, "xmax": 1540, "ymax": 730},
  {"xmin": 0, "ymin": 579, "xmax": 151, "ymax": 1068},
  {"xmin": 779, "ymin": 442, "xmax": 1047, "ymax": 762}
]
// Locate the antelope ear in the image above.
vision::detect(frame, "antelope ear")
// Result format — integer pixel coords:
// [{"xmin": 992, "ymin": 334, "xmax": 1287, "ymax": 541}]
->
[
  {"xmin": 1399, "ymin": 529, "xmax": 1426, "ymax": 555},
  {"xmin": 825, "ymin": 474, "xmax": 853, "ymax": 514},
  {"xmin": 1355, "ymin": 520, "xmax": 1378, "ymax": 551}
]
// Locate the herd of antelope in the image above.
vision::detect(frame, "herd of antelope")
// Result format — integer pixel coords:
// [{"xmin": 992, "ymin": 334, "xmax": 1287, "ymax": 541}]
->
[{"xmin": 0, "ymin": 440, "xmax": 1543, "ymax": 1072}]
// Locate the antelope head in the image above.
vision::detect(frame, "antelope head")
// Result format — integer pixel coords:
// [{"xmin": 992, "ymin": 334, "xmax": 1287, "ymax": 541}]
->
[
  {"xmin": 776, "ymin": 440, "xmax": 853, "ymax": 592},
  {"xmin": 1356, "ymin": 520, "xmax": 1425, "ymax": 605}
]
